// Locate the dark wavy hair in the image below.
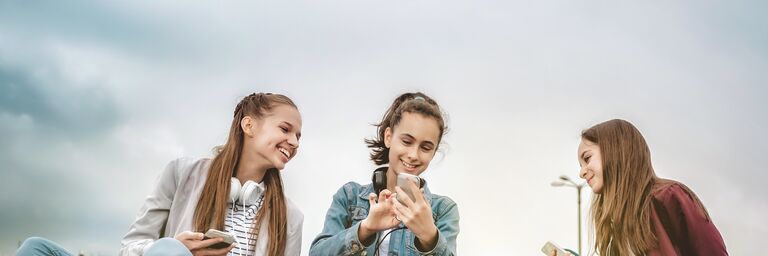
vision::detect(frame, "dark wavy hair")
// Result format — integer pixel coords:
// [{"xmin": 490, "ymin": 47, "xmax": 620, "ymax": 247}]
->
[{"xmin": 365, "ymin": 92, "xmax": 447, "ymax": 165}]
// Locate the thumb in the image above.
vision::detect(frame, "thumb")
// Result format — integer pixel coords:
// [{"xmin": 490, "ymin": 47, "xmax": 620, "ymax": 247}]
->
[{"xmin": 368, "ymin": 193, "xmax": 377, "ymax": 205}]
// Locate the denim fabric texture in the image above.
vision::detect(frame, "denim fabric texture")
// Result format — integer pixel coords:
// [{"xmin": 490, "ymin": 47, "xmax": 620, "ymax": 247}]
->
[{"xmin": 310, "ymin": 182, "xmax": 459, "ymax": 256}]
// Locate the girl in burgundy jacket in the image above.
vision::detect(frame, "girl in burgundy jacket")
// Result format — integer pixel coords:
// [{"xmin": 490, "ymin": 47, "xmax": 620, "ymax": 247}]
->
[{"xmin": 570, "ymin": 119, "xmax": 727, "ymax": 256}]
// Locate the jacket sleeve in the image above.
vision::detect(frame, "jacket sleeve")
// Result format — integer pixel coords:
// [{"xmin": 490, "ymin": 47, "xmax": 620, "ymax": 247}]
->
[
  {"xmin": 409, "ymin": 197, "xmax": 460, "ymax": 256},
  {"xmin": 309, "ymin": 183, "xmax": 370, "ymax": 256},
  {"xmin": 659, "ymin": 184, "xmax": 728, "ymax": 255},
  {"xmin": 284, "ymin": 200, "xmax": 305, "ymax": 256},
  {"xmin": 119, "ymin": 159, "xmax": 181, "ymax": 256}
]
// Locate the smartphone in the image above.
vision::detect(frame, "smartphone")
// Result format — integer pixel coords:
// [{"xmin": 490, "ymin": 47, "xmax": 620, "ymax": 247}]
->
[
  {"xmin": 396, "ymin": 172, "xmax": 424, "ymax": 202},
  {"xmin": 204, "ymin": 229, "xmax": 235, "ymax": 249},
  {"xmin": 541, "ymin": 241, "xmax": 567, "ymax": 256}
]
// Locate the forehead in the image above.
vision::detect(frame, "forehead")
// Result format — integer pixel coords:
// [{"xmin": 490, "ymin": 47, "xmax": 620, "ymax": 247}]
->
[
  {"xmin": 263, "ymin": 104, "xmax": 302, "ymax": 127},
  {"xmin": 578, "ymin": 138, "xmax": 598, "ymax": 153},
  {"xmin": 393, "ymin": 112, "xmax": 441, "ymax": 142}
]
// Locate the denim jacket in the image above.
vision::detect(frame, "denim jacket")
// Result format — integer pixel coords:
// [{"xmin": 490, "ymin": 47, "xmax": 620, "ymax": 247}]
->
[{"xmin": 310, "ymin": 182, "xmax": 459, "ymax": 256}]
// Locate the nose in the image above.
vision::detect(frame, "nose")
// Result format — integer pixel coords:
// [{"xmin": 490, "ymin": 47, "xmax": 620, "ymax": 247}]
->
[
  {"xmin": 579, "ymin": 167, "xmax": 587, "ymax": 179},
  {"xmin": 406, "ymin": 146, "xmax": 418, "ymax": 160},
  {"xmin": 287, "ymin": 134, "xmax": 299, "ymax": 149}
]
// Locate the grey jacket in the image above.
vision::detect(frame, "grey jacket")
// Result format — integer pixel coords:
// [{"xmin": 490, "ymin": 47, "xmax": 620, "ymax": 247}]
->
[{"xmin": 119, "ymin": 158, "xmax": 303, "ymax": 256}]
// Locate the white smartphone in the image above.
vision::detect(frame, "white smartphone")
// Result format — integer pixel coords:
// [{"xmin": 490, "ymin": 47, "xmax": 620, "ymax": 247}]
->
[
  {"xmin": 541, "ymin": 241, "xmax": 567, "ymax": 256},
  {"xmin": 204, "ymin": 229, "xmax": 235, "ymax": 249},
  {"xmin": 396, "ymin": 172, "xmax": 422, "ymax": 202}
]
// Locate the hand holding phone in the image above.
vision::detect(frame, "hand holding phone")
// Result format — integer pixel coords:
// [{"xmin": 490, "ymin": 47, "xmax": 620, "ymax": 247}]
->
[
  {"xmin": 396, "ymin": 172, "xmax": 425, "ymax": 202},
  {"xmin": 541, "ymin": 241, "xmax": 569, "ymax": 256},
  {"xmin": 204, "ymin": 229, "xmax": 235, "ymax": 249}
]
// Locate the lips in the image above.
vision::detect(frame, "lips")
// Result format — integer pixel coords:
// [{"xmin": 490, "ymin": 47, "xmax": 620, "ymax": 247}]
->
[
  {"xmin": 400, "ymin": 159, "xmax": 419, "ymax": 172},
  {"xmin": 278, "ymin": 147, "xmax": 292, "ymax": 161}
]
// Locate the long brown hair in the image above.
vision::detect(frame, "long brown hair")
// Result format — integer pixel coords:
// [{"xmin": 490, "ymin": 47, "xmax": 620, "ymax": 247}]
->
[
  {"xmin": 193, "ymin": 92, "xmax": 296, "ymax": 255},
  {"xmin": 365, "ymin": 92, "xmax": 447, "ymax": 165},
  {"xmin": 583, "ymin": 119, "xmax": 708, "ymax": 255}
]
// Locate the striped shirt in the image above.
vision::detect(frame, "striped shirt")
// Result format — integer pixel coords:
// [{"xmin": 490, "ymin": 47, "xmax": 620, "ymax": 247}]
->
[{"xmin": 224, "ymin": 195, "xmax": 265, "ymax": 256}]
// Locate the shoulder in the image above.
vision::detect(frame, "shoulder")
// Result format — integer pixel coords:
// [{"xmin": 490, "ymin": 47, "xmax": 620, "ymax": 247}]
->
[
  {"xmin": 651, "ymin": 179, "xmax": 694, "ymax": 203},
  {"xmin": 165, "ymin": 157, "xmax": 212, "ymax": 177},
  {"xmin": 335, "ymin": 181, "xmax": 365, "ymax": 198},
  {"xmin": 651, "ymin": 179, "xmax": 709, "ymax": 219}
]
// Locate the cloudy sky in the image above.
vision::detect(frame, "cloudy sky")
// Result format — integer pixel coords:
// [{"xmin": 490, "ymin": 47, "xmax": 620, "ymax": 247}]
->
[{"xmin": 1, "ymin": 0, "xmax": 766, "ymax": 255}]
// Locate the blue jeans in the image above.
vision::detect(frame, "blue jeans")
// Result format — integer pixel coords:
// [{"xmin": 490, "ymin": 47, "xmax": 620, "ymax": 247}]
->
[
  {"xmin": 16, "ymin": 237, "xmax": 192, "ymax": 256},
  {"xmin": 16, "ymin": 237, "xmax": 73, "ymax": 256}
]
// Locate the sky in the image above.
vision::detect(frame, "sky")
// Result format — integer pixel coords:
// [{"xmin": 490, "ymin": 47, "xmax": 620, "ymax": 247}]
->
[{"xmin": 1, "ymin": 0, "xmax": 766, "ymax": 255}]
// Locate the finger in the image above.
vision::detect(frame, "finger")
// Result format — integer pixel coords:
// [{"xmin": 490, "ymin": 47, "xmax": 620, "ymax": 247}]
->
[
  {"xmin": 368, "ymin": 193, "xmax": 377, "ymax": 204},
  {"xmin": 392, "ymin": 196, "xmax": 412, "ymax": 217},
  {"xmin": 394, "ymin": 186, "xmax": 415, "ymax": 207},
  {"xmin": 406, "ymin": 179, "xmax": 426, "ymax": 204},
  {"xmin": 176, "ymin": 231, "xmax": 201, "ymax": 241},
  {"xmin": 392, "ymin": 202, "xmax": 405, "ymax": 221},
  {"xmin": 379, "ymin": 189, "xmax": 393, "ymax": 200},
  {"xmin": 383, "ymin": 193, "xmax": 397, "ymax": 207},
  {"xmin": 198, "ymin": 243, "xmax": 235, "ymax": 256},
  {"xmin": 193, "ymin": 237, "xmax": 224, "ymax": 250}
]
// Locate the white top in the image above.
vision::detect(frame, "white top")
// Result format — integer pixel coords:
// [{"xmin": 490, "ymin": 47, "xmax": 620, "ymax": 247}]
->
[
  {"xmin": 377, "ymin": 228, "xmax": 393, "ymax": 256},
  {"xmin": 120, "ymin": 158, "xmax": 303, "ymax": 256},
  {"xmin": 226, "ymin": 198, "xmax": 264, "ymax": 256}
]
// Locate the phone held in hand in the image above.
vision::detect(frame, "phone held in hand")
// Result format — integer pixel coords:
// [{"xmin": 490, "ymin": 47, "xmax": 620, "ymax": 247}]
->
[
  {"xmin": 541, "ymin": 241, "xmax": 567, "ymax": 256},
  {"xmin": 204, "ymin": 229, "xmax": 235, "ymax": 249},
  {"xmin": 396, "ymin": 172, "xmax": 424, "ymax": 202}
]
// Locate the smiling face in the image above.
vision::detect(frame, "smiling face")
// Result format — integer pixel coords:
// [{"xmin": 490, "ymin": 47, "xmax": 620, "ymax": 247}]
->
[
  {"xmin": 578, "ymin": 138, "xmax": 604, "ymax": 193},
  {"xmin": 242, "ymin": 104, "xmax": 302, "ymax": 170},
  {"xmin": 383, "ymin": 112, "xmax": 441, "ymax": 176}
]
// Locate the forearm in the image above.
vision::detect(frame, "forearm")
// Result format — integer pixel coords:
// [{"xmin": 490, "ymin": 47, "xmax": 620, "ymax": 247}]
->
[{"xmin": 310, "ymin": 222, "xmax": 371, "ymax": 256}]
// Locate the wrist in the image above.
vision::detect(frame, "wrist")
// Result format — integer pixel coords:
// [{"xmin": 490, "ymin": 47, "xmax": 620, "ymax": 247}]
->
[
  {"xmin": 357, "ymin": 218, "xmax": 375, "ymax": 245},
  {"xmin": 415, "ymin": 226, "xmax": 439, "ymax": 251}
]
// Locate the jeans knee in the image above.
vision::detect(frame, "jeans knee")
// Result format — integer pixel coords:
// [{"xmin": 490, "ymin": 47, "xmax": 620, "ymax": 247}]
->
[
  {"xmin": 21, "ymin": 237, "xmax": 51, "ymax": 247},
  {"xmin": 145, "ymin": 237, "xmax": 192, "ymax": 256}
]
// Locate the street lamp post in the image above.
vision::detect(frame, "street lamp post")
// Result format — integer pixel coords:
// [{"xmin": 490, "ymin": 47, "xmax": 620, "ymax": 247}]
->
[{"xmin": 551, "ymin": 175, "xmax": 585, "ymax": 256}]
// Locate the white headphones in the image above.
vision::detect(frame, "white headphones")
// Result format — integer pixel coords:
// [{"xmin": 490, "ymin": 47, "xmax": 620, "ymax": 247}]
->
[{"xmin": 229, "ymin": 177, "xmax": 265, "ymax": 206}]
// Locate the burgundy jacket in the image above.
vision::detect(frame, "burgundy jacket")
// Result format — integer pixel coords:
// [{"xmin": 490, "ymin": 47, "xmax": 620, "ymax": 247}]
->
[{"xmin": 646, "ymin": 181, "xmax": 728, "ymax": 256}]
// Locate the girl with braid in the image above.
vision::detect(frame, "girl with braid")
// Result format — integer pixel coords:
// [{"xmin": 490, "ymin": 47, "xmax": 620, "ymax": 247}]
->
[{"xmin": 18, "ymin": 93, "xmax": 304, "ymax": 256}]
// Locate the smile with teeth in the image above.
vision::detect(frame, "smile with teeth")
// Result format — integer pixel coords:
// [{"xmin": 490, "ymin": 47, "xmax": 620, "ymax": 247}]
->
[
  {"xmin": 401, "ymin": 160, "xmax": 418, "ymax": 169},
  {"xmin": 278, "ymin": 147, "xmax": 291, "ymax": 159}
]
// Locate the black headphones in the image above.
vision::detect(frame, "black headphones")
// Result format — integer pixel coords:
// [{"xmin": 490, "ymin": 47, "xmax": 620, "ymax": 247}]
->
[{"xmin": 371, "ymin": 166, "xmax": 425, "ymax": 201}]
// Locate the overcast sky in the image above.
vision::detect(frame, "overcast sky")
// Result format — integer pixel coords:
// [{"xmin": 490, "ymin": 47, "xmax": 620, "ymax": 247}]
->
[{"xmin": 1, "ymin": 0, "xmax": 766, "ymax": 255}]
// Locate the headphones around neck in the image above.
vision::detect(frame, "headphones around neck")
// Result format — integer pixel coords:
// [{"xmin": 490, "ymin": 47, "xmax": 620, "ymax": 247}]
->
[
  {"xmin": 229, "ymin": 177, "xmax": 265, "ymax": 206},
  {"xmin": 371, "ymin": 166, "xmax": 425, "ymax": 199}
]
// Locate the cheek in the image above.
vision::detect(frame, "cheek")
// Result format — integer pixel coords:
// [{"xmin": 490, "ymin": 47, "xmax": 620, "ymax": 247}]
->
[{"xmin": 420, "ymin": 151, "xmax": 435, "ymax": 163}]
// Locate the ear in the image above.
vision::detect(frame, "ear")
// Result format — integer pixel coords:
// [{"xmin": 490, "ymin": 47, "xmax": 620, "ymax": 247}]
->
[
  {"xmin": 241, "ymin": 116, "xmax": 254, "ymax": 137},
  {"xmin": 384, "ymin": 127, "xmax": 392, "ymax": 148}
]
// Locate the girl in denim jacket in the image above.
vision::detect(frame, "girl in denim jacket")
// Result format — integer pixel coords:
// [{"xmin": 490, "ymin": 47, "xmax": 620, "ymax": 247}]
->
[{"xmin": 310, "ymin": 92, "xmax": 459, "ymax": 256}]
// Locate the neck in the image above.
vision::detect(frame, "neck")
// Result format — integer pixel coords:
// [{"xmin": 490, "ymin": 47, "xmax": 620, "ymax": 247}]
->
[
  {"xmin": 386, "ymin": 167, "xmax": 398, "ymax": 192},
  {"xmin": 236, "ymin": 153, "xmax": 270, "ymax": 183}
]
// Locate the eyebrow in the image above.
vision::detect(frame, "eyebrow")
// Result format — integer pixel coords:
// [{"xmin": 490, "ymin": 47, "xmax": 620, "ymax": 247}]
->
[
  {"xmin": 400, "ymin": 133, "xmax": 435, "ymax": 147},
  {"xmin": 580, "ymin": 150, "xmax": 589, "ymax": 160},
  {"xmin": 281, "ymin": 121, "xmax": 301, "ymax": 139}
]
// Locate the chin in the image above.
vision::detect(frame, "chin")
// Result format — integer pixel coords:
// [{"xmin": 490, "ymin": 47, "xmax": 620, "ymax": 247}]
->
[{"xmin": 272, "ymin": 161, "xmax": 286, "ymax": 170}]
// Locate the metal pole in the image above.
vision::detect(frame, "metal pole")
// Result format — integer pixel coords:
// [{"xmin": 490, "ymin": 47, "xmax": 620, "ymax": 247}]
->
[{"xmin": 577, "ymin": 185, "xmax": 582, "ymax": 256}]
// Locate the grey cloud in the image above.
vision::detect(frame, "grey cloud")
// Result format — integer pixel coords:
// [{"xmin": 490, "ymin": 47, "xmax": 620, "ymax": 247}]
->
[{"xmin": 0, "ymin": 62, "xmax": 121, "ymax": 139}]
